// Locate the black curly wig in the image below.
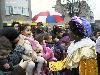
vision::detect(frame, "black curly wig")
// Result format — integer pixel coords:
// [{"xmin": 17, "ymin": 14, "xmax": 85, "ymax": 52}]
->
[{"xmin": 69, "ymin": 21, "xmax": 85, "ymax": 38}]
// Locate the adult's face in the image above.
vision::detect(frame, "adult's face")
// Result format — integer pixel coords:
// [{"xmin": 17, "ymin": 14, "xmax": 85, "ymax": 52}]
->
[{"xmin": 96, "ymin": 32, "xmax": 100, "ymax": 37}]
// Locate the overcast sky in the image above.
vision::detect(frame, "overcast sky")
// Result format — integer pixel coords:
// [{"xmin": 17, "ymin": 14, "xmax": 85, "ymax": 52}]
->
[
  {"xmin": 93, "ymin": 0, "xmax": 100, "ymax": 20},
  {"xmin": 31, "ymin": 0, "xmax": 100, "ymax": 20}
]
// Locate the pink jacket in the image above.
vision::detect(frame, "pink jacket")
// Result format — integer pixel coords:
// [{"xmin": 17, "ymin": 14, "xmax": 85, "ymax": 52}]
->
[{"xmin": 41, "ymin": 44, "xmax": 57, "ymax": 61}]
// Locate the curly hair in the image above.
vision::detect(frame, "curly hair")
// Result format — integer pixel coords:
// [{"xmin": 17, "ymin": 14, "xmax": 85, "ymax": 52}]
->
[
  {"xmin": 69, "ymin": 16, "xmax": 92, "ymax": 38},
  {"xmin": 69, "ymin": 21, "xmax": 85, "ymax": 37},
  {"xmin": 0, "ymin": 36, "xmax": 12, "ymax": 51}
]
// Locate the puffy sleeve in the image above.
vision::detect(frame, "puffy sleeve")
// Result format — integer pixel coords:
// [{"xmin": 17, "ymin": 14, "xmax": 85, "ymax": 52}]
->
[{"xmin": 64, "ymin": 46, "xmax": 97, "ymax": 69}]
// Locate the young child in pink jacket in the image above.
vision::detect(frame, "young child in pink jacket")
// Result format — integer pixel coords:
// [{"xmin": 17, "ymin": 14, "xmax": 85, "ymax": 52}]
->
[
  {"xmin": 18, "ymin": 24, "xmax": 46, "ymax": 75},
  {"xmin": 35, "ymin": 34, "xmax": 57, "ymax": 61}
]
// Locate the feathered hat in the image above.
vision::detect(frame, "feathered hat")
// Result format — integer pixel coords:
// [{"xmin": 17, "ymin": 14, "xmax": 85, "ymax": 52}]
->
[{"xmin": 69, "ymin": 16, "xmax": 92, "ymax": 37}]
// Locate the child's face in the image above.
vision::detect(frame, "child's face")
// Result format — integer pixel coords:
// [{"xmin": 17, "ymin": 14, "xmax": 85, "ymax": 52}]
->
[
  {"xmin": 47, "ymin": 35, "xmax": 52, "ymax": 42},
  {"xmin": 22, "ymin": 26, "xmax": 32, "ymax": 37},
  {"xmin": 57, "ymin": 32, "xmax": 63, "ymax": 37}
]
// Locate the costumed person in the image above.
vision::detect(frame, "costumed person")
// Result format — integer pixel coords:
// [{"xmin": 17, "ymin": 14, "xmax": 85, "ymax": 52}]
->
[
  {"xmin": 0, "ymin": 28, "xmax": 30, "ymax": 75},
  {"xmin": 64, "ymin": 16, "xmax": 98, "ymax": 75},
  {"xmin": 18, "ymin": 24, "xmax": 46, "ymax": 75},
  {"xmin": 95, "ymin": 29, "xmax": 100, "ymax": 75}
]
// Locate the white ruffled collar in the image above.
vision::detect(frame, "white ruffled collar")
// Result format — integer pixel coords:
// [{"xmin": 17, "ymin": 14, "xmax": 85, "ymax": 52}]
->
[{"xmin": 67, "ymin": 37, "xmax": 95, "ymax": 56}]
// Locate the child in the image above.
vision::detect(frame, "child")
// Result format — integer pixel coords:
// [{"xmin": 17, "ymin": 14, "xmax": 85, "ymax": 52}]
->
[
  {"xmin": 55, "ymin": 36, "xmax": 70, "ymax": 61},
  {"xmin": 44, "ymin": 33, "xmax": 54, "ymax": 49},
  {"xmin": 18, "ymin": 24, "xmax": 46, "ymax": 75},
  {"xmin": 35, "ymin": 33, "xmax": 57, "ymax": 61}
]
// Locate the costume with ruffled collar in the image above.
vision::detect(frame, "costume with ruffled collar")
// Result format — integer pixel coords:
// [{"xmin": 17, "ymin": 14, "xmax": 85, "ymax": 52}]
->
[{"xmin": 64, "ymin": 37, "xmax": 98, "ymax": 75}]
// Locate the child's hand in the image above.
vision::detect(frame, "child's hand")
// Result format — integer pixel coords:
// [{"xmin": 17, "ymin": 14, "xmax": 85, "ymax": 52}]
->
[{"xmin": 3, "ymin": 63, "xmax": 10, "ymax": 69}]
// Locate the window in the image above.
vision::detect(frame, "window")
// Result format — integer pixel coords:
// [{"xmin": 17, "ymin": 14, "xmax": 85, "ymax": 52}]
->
[
  {"xmin": 9, "ymin": 6, "xmax": 13, "ymax": 15},
  {"xmin": 13, "ymin": 7, "xmax": 17, "ymax": 14},
  {"xmin": 5, "ymin": 6, "xmax": 13, "ymax": 15},
  {"xmin": 22, "ymin": 7, "xmax": 29, "ymax": 16},
  {"xmin": 17, "ymin": 7, "xmax": 22, "ymax": 14},
  {"xmin": 5, "ymin": 6, "xmax": 10, "ymax": 15}
]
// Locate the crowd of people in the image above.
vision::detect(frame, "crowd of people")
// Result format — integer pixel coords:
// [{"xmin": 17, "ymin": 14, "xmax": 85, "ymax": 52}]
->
[{"xmin": 0, "ymin": 16, "xmax": 100, "ymax": 75}]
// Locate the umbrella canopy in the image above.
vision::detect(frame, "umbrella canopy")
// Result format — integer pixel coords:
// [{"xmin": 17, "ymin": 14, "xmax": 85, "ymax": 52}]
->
[
  {"xmin": 32, "ymin": 11, "xmax": 50, "ymax": 22},
  {"xmin": 35, "ymin": 16, "xmax": 47, "ymax": 23},
  {"xmin": 46, "ymin": 16, "xmax": 56, "ymax": 23},
  {"xmin": 53, "ymin": 15, "xmax": 64, "ymax": 23},
  {"xmin": 32, "ymin": 11, "xmax": 64, "ymax": 23}
]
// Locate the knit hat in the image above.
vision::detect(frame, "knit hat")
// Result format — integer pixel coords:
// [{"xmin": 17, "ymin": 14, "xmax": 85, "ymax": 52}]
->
[
  {"xmin": 69, "ymin": 16, "xmax": 92, "ymax": 37},
  {"xmin": 1, "ymin": 27, "xmax": 19, "ymax": 41}
]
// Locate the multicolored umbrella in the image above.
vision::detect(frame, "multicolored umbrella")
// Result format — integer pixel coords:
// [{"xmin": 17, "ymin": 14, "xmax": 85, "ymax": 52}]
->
[{"xmin": 32, "ymin": 11, "xmax": 64, "ymax": 23}]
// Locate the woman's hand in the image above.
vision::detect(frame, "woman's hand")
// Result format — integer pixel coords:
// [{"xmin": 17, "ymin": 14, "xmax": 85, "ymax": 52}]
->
[{"xmin": 3, "ymin": 63, "xmax": 10, "ymax": 69}]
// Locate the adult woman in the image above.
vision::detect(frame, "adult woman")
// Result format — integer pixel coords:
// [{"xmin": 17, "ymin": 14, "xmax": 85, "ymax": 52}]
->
[
  {"xmin": 64, "ymin": 16, "xmax": 98, "ymax": 75},
  {"xmin": 0, "ymin": 34, "xmax": 28, "ymax": 75},
  {"xmin": 1, "ymin": 27, "xmax": 25, "ymax": 65},
  {"xmin": 0, "ymin": 27, "xmax": 31, "ymax": 75}
]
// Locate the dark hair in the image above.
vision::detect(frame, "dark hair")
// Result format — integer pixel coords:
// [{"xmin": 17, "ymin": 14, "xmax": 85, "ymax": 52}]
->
[
  {"xmin": 69, "ymin": 21, "xmax": 85, "ymax": 37},
  {"xmin": 44, "ymin": 33, "xmax": 52, "ymax": 40},
  {"xmin": 53, "ymin": 26, "xmax": 63, "ymax": 34},
  {"xmin": 37, "ymin": 22, "xmax": 43, "ymax": 26},
  {"xmin": 18, "ymin": 24, "xmax": 31, "ymax": 33},
  {"xmin": 11, "ymin": 21, "xmax": 21, "ymax": 27},
  {"xmin": 0, "ymin": 36, "xmax": 12, "ymax": 51},
  {"xmin": 1, "ymin": 27, "xmax": 19, "ymax": 41},
  {"xmin": 35, "ymin": 34, "xmax": 44, "ymax": 44}
]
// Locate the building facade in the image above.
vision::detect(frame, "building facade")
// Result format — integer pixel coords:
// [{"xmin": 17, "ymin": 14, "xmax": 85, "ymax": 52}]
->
[{"xmin": 0, "ymin": 0, "xmax": 32, "ymax": 26}]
